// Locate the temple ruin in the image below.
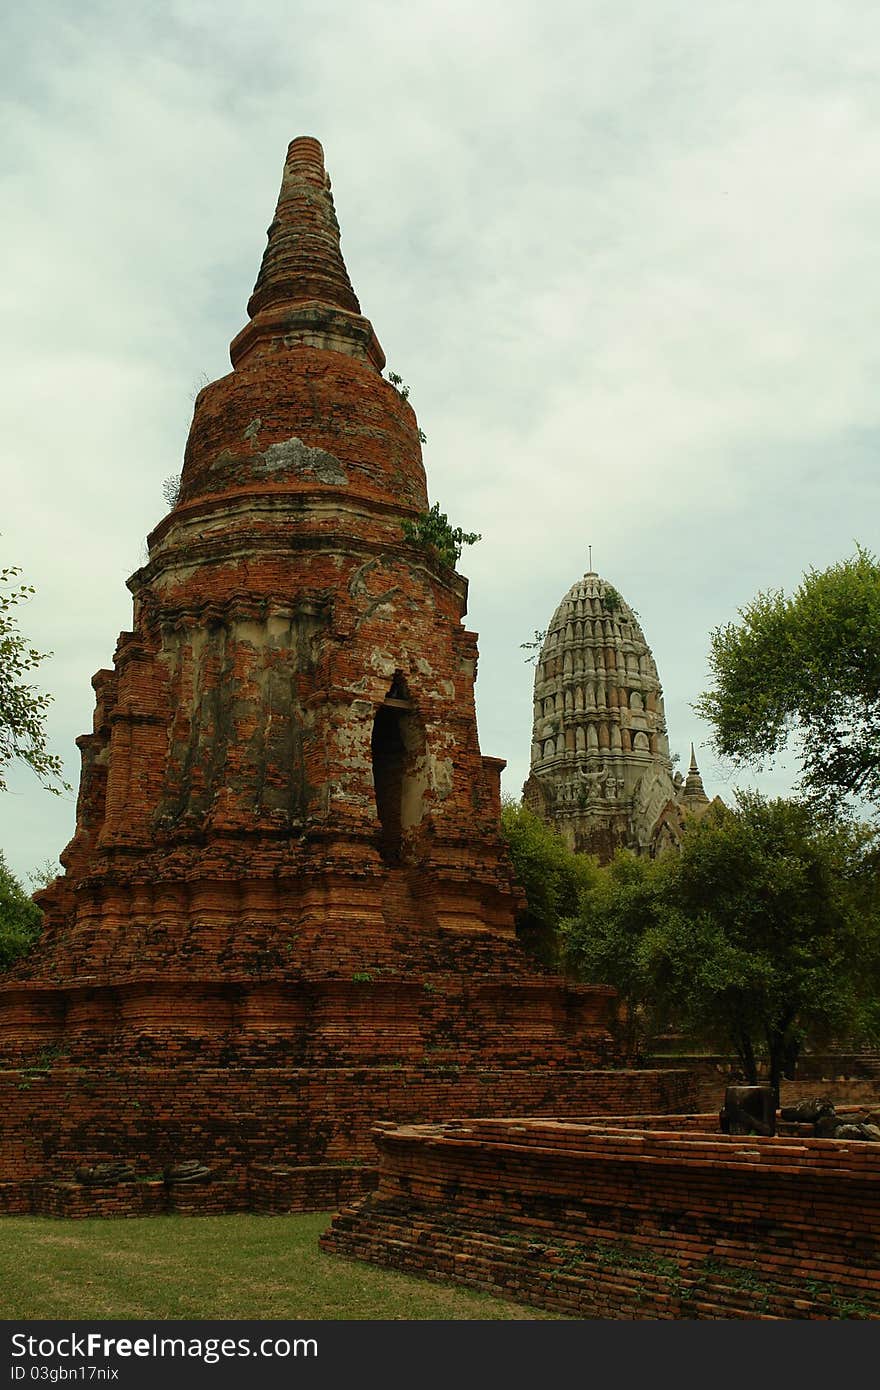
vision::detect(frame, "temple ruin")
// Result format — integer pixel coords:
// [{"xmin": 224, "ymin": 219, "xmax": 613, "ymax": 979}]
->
[
  {"xmin": 524, "ymin": 569, "xmax": 715, "ymax": 860},
  {"xmin": 0, "ymin": 138, "xmax": 695, "ymax": 1218}
]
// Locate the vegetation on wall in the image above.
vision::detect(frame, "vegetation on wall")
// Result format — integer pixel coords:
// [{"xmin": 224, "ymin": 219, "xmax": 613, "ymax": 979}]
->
[
  {"xmin": 520, "ymin": 629, "xmax": 547, "ymax": 665},
  {"xmin": 162, "ymin": 474, "xmax": 182, "ymax": 509},
  {"xmin": 401, "ymin": 502, "xmax": 481, "ymax": 570},
  {"xmin": 385, "ymin": 371, "xmax": 427, "ymax": 443}
]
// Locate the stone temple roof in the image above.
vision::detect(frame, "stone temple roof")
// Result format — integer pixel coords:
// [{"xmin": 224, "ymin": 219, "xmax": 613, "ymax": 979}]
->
[
  {"xmin": 531, "ymin": 570, "xmax": 671, "ymax": 767},
  {"xmin": 526, "ymin": 570, "xmax": 676, "ymax": 858}
]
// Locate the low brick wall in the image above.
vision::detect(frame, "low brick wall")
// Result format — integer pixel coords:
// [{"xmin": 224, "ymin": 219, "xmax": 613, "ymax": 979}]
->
[
  {"xmin": 643, "ymin": 1054, "xmax": 880, "ymax": 1111},
  {"xmin": 249, "ymin": 1164, "xmax": 377, "ymax": 1213},
  {"xmin": 322, "ymin": 1115, "xmax": 880, "ymax": 1319},
  {"xmin": 0, "ymin": 1065, "xmax": 697, "ymax": 1215}
]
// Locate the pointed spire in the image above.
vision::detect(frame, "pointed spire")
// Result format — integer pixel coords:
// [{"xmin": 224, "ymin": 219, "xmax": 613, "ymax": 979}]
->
[
  {"xmin": 230, "ymin": 137, "xmax": 385, "ymax": 372},
  {"xmin": 683, "ymin": 744, "xmax": 709, "ymax": 804},
  {"xmin": 247, "ymin": 137, "xmax": 360, "ymax": 319}
]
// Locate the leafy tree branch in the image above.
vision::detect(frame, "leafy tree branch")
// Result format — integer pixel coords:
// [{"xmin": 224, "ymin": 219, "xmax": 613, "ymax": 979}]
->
[
  {"xmin": 695, "ymin": 546, "xmax": 880, "ymax": 813},
  {"xmin": 0, "ymin": 565, "xmax": 69, "ymax": 795}
]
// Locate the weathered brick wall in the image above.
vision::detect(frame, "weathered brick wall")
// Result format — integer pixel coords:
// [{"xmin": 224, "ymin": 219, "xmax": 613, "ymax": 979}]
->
[
  {"xmin": 0, "ymin": 1067, "xmax": 696, "ymax": 1216},
  {"xmin": 323, "ymin": 1115, "xmax": 880, "ymax": 1319},
  {"xmin": 646, "ymin": 1054, "xmax": 880, "ymax": 1111}
]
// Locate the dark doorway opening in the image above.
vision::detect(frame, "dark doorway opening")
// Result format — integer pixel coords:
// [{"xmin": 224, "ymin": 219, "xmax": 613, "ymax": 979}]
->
[
  {"xmin": 371, "ymin": 705, "xmax": 407, "ymax": 862},
  {"xmin": 371, "ymin": 678, "xmax": 428, "ymax": 864}
]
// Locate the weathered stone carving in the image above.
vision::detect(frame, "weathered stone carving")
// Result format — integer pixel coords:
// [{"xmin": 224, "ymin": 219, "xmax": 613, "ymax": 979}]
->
[
  {"xmin": 74, "ymin": 1162, "xmax": 135, "ymax": 1185},
  {"xmin": 719, "ymin": 1084, "xmax": 776, "ymax": 1136},
  {"xmin": 835, "ymin": 1123, "xmax": 880, "ymax": 1141},
  {"xmin": 165, "ymin": 1161, "xmax": 212, "ymax": 1184},
  {"xmin": 779, "ymin": 1096, "xmax": 836, "ymax": 1124},
  {"xmin": 524, "ymin": 571, "xmax": 716, "ymax": 860},
  {"xmin": 778, "ymin": 1097, "xmax": 879, "ymax": 1140}
]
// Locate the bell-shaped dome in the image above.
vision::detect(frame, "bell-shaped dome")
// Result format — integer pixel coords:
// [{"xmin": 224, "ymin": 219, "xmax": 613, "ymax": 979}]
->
[
  {"xmin": 524, "ymin": 570, "xmax": 675, "ymax": 860},
  {"xmin": 163, "ymin": 137, "xmax": 425, "ymax": 526}
]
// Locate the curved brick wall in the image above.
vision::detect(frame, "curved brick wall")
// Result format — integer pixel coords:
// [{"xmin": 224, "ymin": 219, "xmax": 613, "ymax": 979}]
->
[{"xmin": 324, "ymin": 1115, "xmax": 880, "ymax": 1319}]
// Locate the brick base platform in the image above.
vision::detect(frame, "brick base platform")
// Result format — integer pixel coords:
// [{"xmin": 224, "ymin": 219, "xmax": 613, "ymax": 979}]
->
[
  {"xmin": 0, "ymin": 1066, "xmax": 697, "ymax": 1216},
  {"xmin": 0, "ymin": 1166, "xmax": 376, "ymax": 1219},
  {"xmin": 322, "ymin": 1114, "xmax": 880, "ymax": 1319}
]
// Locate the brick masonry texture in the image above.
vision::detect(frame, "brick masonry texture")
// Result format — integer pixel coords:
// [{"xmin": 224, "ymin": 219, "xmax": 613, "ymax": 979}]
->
[
  {"xmin": 0, "ymin": 1067, "xmax": 696, "ymax": 1217},
  {"xmin": 0, "ymin": 137, "xmax": 699, "ymax": 1216},
  {"xmin": 322, "ymin": 1115, "xmax": 880, "ymax": 1319}
]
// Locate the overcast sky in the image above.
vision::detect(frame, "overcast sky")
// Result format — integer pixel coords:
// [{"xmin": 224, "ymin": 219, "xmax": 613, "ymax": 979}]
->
[{"xmin": 2, "ymin": 1, "xmax": 878, "ymax": 881}]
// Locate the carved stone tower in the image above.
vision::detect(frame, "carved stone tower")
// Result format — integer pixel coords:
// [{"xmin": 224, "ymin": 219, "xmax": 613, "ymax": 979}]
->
[{"xmin": 523, "ymin": 570, "xmax": 678, "ymax": 860}]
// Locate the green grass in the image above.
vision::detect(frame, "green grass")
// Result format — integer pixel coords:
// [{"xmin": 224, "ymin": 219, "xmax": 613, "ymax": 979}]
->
[{"xmin": 0, "ymin": 1213, "xmax": 556, "ymax": 1320}]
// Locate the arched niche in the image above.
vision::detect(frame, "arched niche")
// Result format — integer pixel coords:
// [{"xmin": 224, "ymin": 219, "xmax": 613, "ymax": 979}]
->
[{"xmin": 371, "ymin": 676, "xmax": 428, "ymax": 863}]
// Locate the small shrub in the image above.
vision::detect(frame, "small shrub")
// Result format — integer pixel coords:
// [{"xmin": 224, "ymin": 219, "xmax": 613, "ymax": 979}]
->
[
  {"xmin": 162, "ymin": 475, "xmax": 181, "ymax": 509},
  {"xmin": 401, "ymin": 502, "xmax": 481, "ymax": 570}
]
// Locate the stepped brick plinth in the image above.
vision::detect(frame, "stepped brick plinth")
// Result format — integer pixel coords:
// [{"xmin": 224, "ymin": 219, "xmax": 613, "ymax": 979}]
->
[{"xmin": 0, "ymin": 138, "xmax": 696, "ymax": 1214}]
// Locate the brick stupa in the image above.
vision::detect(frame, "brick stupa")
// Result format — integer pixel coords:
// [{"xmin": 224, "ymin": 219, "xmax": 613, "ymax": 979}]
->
[{"xmin": 0, "ymin": 140, "xmax": 694, "ymax": 1216}]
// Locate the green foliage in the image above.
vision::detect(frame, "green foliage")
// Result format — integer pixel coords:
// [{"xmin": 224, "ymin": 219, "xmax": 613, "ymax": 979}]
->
[
  {"xmin": 385, "ymin": 371, "xmax": 427, "ymax": 443},
  {"xmin": 0, "ymin": 851, "xmax": 42, "ymax": 970},
  {"xmin": 500, "ymin": 802, "xmax": 601, "ymax": 964},
  {"xmin": 560, "ymin": 851, "xmax": 667, "ymax": 1055},
  {"xmin": 0, "ymin": 564, "xmax": 69, "ymax": 795},
  {"xmin": 648, "ymin": 793, "xmax": 880, "ymax": 1092},
  {"xmin": 385, "ymin": 370, "xmax": 410, "ymax": 401},
  {"xmin": 520, "ymin": 629, "xmax": 547, "ymax": 665},
  {"xmin": 562, "ymin": 791, "xmax": 880, "ymax": 1088},
  {"xmin": 696, "ymin": 546, "xmax": 880, "ymax": 812},
  {"xmin": 401, "ymin": 502, "xmax": 481, "ymax": 570}
]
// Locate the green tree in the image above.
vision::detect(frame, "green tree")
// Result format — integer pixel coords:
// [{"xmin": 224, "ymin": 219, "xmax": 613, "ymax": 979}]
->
[
  {"xmin": 561, "ymin": 794, "xmax": 880, "ymax": 1094},
  {"xmin": 500, "ymin": 802, "xmax": 600, "ymax": 965},
  {"xmin": 648, "ymin": 794, "xmax": 879, "ymax": 1098},
  {"xmin": 0, "ymin": 851, "xmax": 42, "ymax": 969},
  {"xmin": 695, "ymin": 546, "xmax": 880, "ymax": 813},
  {"xmin": 0, "ymin": 564, "xmax": 68, "ymax": 793},
  {"xmin": 560, "ymin": 850, "xmax": 667, "ymax": 1058}
]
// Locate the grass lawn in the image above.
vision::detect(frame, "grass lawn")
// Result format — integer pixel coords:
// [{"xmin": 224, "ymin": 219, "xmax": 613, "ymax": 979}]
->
[{"xmin": 0, "ymin": 1213, "xmax": 555, "ymax": 1320}]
